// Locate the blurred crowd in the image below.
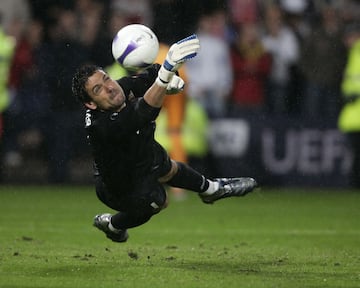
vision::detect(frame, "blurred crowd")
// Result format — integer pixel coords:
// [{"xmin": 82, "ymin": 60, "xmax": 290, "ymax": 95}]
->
[{"xmin": 0, "ymin": 0, "xmax": 360, "ymax": 184}]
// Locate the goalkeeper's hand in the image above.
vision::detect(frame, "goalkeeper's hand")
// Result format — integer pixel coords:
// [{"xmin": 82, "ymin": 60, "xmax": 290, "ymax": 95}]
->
[
  {"xmin": 164, "ymin": 34, "xmax": 200, "ymax": 72},
  {"xmin": 166, "ymin": 75, "xmax": 185, "ymax": 95},
  {"xmin": 156, "ymin": 34, "xmax": 200, "ymax": 87}
]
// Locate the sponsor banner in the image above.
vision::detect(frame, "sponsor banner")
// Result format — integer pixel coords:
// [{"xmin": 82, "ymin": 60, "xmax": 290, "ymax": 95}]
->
[{"xmin": 209, "ymin": 115, "xmax": 352, "ymax": 187}]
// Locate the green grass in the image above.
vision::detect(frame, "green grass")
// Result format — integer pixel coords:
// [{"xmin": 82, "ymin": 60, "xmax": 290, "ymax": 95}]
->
[{"xmin": 0, "ymin": 185, "xmax": 359, "ymax": 288}]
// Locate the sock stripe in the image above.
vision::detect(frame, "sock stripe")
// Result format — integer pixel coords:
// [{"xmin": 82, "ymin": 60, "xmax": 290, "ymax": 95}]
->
[{"xmin": 200, "ymin": 175, "xmax": 206, "ymax": 191}]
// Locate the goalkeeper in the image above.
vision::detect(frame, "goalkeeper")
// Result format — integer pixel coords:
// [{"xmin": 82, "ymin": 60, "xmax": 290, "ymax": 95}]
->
[{"xmin": 72, "ymin": 35, "xmax": 258, "ymax": 243}]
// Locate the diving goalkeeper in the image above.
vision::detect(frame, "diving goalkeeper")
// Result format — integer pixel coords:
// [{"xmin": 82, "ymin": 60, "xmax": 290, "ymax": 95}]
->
[{"xmin": 72, "ymin": 34, "xmax": 258, "ymax": 243}]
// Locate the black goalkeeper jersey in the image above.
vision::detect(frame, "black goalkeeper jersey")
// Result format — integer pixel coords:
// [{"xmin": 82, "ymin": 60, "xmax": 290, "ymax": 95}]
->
[{"xmin": 85, "ymin": 64, "xmax": 164, "ymax": 192}]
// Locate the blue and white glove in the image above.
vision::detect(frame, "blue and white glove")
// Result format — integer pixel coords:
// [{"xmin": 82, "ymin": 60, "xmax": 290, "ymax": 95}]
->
[
  {"xmin": 166, "ymin": 75, "xmax": 185, "ymax": 94},
  {"xmin": 156, "ymin": 34, "xmax": 200, "ymax": 87}
]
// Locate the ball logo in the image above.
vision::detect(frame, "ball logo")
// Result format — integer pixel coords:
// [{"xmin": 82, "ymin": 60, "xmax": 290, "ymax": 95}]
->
[{"xmin": 118, "ymin": 41, "xmax": 139, "ymax": 64}]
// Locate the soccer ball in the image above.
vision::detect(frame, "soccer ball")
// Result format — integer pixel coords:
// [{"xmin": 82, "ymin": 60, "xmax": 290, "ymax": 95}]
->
[{"xmin": 112, "ymin": 24, "xmax": 159, "ymax": 71}]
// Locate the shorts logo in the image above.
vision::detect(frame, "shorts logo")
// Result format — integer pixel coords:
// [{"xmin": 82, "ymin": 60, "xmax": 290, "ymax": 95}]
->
[{"xmin": 150, "ymin": 202, "xmax": 159, "ymax": 209}]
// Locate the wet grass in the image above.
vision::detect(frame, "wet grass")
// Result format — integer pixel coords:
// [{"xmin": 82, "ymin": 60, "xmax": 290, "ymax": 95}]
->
[{"xmin": 0, "ymin": 185, "xmax": 359, "ymax": 287}]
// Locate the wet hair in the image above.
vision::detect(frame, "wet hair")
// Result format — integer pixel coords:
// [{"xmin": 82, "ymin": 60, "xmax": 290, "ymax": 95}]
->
[{"xmin": 72, "ymin": 64, "xmax": 103, "ymax": 104}]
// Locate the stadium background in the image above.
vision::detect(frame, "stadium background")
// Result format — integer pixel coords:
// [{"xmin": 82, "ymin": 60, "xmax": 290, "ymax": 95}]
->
[{"xmin": 0, "ymin": 0, "xmax": 358, "ymax": 187}]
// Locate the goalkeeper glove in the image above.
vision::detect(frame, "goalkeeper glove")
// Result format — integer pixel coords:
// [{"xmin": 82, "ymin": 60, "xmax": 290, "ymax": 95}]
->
[{"xmin": 156, "ymin": 34, "xmax": 200, "ymax": 87}]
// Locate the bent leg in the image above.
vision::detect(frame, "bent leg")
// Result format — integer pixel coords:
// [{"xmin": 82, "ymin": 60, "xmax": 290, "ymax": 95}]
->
[
  {"xmin": 109, "ymin": 175, "xmax": 168, "ymax": 230},
  {"xmin": 165, "ymin": 161, "xmax": 209, "ymax": 193},
  {"xmin": 111, "ymin": 210, "xmax": 153, "ymax": 230}
]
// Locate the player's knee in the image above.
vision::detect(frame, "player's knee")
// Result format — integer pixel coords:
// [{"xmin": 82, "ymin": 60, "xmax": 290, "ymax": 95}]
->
[{"xmin": 158, "ymin": 160, "xmax": 178, "ymax": 183}]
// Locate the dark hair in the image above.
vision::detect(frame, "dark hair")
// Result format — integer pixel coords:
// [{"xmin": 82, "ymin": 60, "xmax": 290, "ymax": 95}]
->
[{"xmin": 72, "ymin": 64, "xmax": 102, "ymax": 103}]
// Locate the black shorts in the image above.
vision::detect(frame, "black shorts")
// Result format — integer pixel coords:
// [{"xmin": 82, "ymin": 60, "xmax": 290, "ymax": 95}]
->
[{"xmin": 95, "ymin": 142, "xmax": 172, "ymax": 215}]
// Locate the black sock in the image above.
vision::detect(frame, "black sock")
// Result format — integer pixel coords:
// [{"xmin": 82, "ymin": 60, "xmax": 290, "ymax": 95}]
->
[{"xmin": 166, "ymin": 162, "xmax": 209, "ymax": 193}]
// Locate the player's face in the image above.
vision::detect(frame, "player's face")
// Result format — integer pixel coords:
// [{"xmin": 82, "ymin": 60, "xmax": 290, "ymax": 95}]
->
[{"xmin": 84, "ymin": 70, "xmax": 126, "ymax": 111}]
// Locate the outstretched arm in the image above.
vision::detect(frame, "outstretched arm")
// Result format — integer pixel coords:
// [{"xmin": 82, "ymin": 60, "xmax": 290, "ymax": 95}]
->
[{"xmin": 143, "ymin": 82, "xmax": 167, "ymax": 108}]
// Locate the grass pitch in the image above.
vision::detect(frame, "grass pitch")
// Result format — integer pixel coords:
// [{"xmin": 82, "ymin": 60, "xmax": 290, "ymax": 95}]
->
[{"xmin": 0, "ymin": 185, "xmax": 359, "ymax": 288}]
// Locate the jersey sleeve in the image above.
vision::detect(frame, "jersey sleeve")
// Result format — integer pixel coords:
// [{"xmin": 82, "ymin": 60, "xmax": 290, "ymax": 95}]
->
[
  {"xmin": 88, "ymin": 99, "xmax": 160, "ymax": 140},
  {"xmin": 117, "ymin": 64, "xmax": 161, "ymax": 98}
]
